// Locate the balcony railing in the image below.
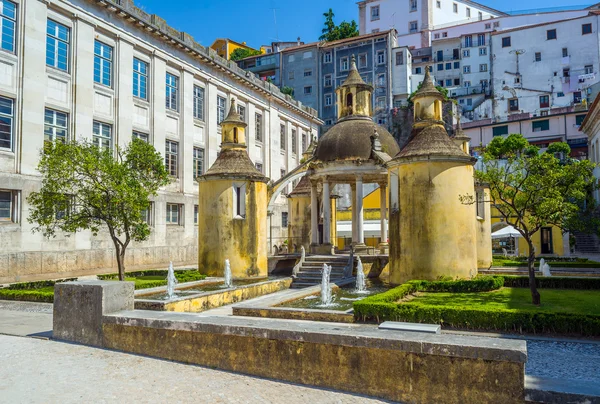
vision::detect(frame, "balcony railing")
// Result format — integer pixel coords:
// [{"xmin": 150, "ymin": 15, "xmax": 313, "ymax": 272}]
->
[{"xmin": 448, "ymin": 85, "xmax": 489, "ymax": 98}]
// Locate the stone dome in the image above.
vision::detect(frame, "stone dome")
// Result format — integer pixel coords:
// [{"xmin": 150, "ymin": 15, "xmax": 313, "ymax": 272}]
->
[{"xmin": 314, "ymin": 117, "xmax": 400, "ymax": 162}]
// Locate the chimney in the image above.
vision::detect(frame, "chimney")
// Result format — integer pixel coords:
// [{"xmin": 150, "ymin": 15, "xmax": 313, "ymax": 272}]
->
[{"xmin": 297, "ymin": 37, "xmax": 301, "ymax": 46}]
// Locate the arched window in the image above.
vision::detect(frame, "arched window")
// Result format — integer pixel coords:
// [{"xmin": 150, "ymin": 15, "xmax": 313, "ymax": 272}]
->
[
  {"xmin": 346, "ymin": 93, "xmax": 353, "ymax": 115},
  {"xmin": 233, "ymin": 128, "xmax": 238, "ymax": 143},
  {"xmin": 414, "ymin": 102, "xmax": 421, "ymax": 120}
]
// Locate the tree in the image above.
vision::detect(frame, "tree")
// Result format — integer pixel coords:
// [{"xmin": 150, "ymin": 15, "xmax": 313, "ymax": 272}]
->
[
  {"xmin": 230, "ymin": 48, "xmax": 261, "ymax": 61},
  {"xmin": 281, "ymin": 86, "xmax": 294, "ymax": 97},
  {"xmin": 28, "ymin": 139, "xmax": 171, "ymax": 281},
  {"xmin": 467, "ymin": 134, "xmax": 595, "ymax": 304},
  {"xmin": 319, "ymin": 9, "xmax": 359, "ymax": 42}
]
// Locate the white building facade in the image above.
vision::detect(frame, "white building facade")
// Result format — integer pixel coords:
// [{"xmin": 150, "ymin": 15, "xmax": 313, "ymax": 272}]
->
[{"xmin": 0, "ymin": 0, "xmax": 321, "ymax": 283}]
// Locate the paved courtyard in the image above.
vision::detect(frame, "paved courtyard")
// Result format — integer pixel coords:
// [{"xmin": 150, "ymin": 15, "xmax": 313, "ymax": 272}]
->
[{"xmin": 0, "ymin": 334, "xmax": 389, "ymax": 404}]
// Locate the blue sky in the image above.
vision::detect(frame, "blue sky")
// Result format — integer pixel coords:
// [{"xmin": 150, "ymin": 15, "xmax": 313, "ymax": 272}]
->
[{"xmin": 132, "ymin": 0, "xmax": 595, "ymax": 49}]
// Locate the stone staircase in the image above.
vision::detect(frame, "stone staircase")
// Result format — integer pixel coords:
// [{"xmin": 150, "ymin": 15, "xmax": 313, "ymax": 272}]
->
[
  {"xmin": 291, "ymin": 255, "xmax": 354, "ymax": 289},
  {"xmin": 573, "ymin": 231, "xmax": 600, "ymax": 254}
]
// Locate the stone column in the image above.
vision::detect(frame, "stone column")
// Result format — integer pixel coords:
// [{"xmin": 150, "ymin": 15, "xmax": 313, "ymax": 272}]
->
[
  {"xmin": 355, "ymin": 176, "xmax": 365, "ymax": 246},
  {"xmin": 379, "ymin": 183, "xmax": 389, "ymax": 254},
  {"xmin": 350, "ymin": 183, "xmax": 357, "ymax": 245},
  {"xmin": 310, "ymin": 181, "xmax": 319, "ymax": 249},
  {"xmin": 323, "ymin": 180, "xmax": 331, "ymax": 246}
]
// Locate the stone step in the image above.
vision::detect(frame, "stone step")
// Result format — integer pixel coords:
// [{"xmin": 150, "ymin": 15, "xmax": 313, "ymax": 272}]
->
[{"xmin": 295, "ymin": 274, "xmax": 346, "ymax": 280}]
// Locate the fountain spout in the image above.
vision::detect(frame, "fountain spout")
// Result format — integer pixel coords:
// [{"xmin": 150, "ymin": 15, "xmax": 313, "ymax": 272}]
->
[
  {"xmin": 166, "ymin": 261, "xmax": 178, "ymax": 299},
  {"xmin": 224, "ymin": 259, "xmax": 233, "ymax": 288},
  {"xmin": 321, "ymin": 264, "xmax": 332, "ymax": 306},
  {"xmin": 355, "ymin": 256, "xmax": 366, "ymax": 293}
]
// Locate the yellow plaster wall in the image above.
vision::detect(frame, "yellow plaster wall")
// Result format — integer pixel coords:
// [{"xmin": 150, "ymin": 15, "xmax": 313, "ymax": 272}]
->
[
  {"xmin": 490, "ymin": 213, "xmax": 564, "ymax": 257},
  {"xmin": 210, "ymin": 39, "xmax": 261, "ymax": 60},
  {"xmin": 476, "ymin": 187, "xmax": 493, "ymax": 269},
  {"xmin": 198, "ymin": 179, "xmax": 267, "ymax": 279},
  {"xmin": 390, "ymin": 161, "xmax": 478, "ymax": 284},
  {"xmin": 288, "ymin": 195, "xmax": 311, "ymax": 252}
]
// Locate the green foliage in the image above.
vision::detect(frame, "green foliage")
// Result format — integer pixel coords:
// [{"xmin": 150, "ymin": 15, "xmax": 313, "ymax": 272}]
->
[
  {"xmin": 229, "ymin": 48, "xmax": 262, "ymax": 61},
  {"xmin": 0, "ymin": 287, "xmax": 55, "ymax": 303},
  {"xmin": 471, "ymin": 134, "xmax": 596, "ymax": 303},
  {"xmin": 493, "ymin": 258, "xmax": 600, "ymax": 268},
  {"xmin": 27, "ymin": 139, "xmax": 171, "ymax": 280},
  {"xmin": 280, "ymin": 86, "xmax": 294, "ymax": 97},
  {"xmin": 502, "ymin": 275, "xmax": 600, "ymax": 290},
  {"xmin": 353, "ymin": 276, "xmax": 600, "ymax": 336},
  {"xmin": 319, "ymin": 9, "xmax": 359, "ymax": 42}
]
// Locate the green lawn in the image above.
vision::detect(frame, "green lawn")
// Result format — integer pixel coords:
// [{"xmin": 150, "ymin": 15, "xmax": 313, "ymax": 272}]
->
[
  {"xmin": 492, "ymin": 258, "xmax": 600, "ymax": 268},
  {"xmin": 412, "ymin": 287, "xmax": 600, "ymax": 316}
]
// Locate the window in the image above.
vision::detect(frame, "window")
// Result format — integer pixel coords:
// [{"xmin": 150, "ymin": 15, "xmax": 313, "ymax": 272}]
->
[
  {"xmin": 358, "ymin": 53, "xmax": 367, "ymax": 68},
  {"xmin": 438, "ymin": 80, "xmax": 444, "ymax": 87},
  {"xmin": 434, "ymin": 33, "xmax": 440, "ymax": 39},
  {"xmin": 255, "ymin": 113, "xmax": 263, "ymax": 142},
  {"xmin": 464, "ymin": 35, "xmax": 472, "ymax": 48},
  {"xmin": 493, "ymin": 22, "xmax": 500, "ymax": 28},
  {"xmin": 508, "ymin": 98, "xmax": 519, "ymax": 112},
  {"xmin": 165, "ymin": 140, "xmax": 178, "ymax": 177},
  {"xmin": 437, "ymin": 0, "xmax": 441, "ymax": 8},
  {"xmin": 0, "ymin": 190, "xmax": 16, "ymax": 222},
  {"xmin": 325, "ymin": 93, "xmax": 332, "ymax": 106},
  {"xmin": 454, "ymin": 78, "xmax": 460, "ymax": 86},
  {"xmin": 371, "ymin": 5, "xmax": 380, "ymax": 20},
  {"xmin": 194, "ymin": 205, "xmax": 198, "ymax": 225},
  {"xmin": 463, "ymin": 49, "xmax": 470, "ymax": 57},
  {"xmin": 166, "ymin": 203, "xmax": 182, "ymax": 225},
  {"xmin": 323, "ymin": 74, "xmax": 333, "ymax": 87},
  {"xmin": 165, "ymin": 73, "xmax": 178, "ymax": 111},
  {"xmin": 502, "ymin": 37, "xmax": 511, "ymax": 48},
  {"xmin": 409, "ymin": 21, "xmax": 418, "ymax": 33},
  {"xmin": 583, "ymin": 23, "xmax": 592, "ymax": 35},
  {"xmin": 141, "ymin": 202, "xmax": 153, "ymax": 225},
  {"xmin": 576, "ymin": 114, "xmax": 586, "ymax": 126},
  {"xmin": 557, "ymin": 92, "xmax": 565, "ymax": 97},
  {"xmin": 376, "ymin": 97, "xmax": 386, "ymax": 110},
  {"xmin": 217, "ymin": 96, "xmax": 226, "ymax": 125},
  {"xmin": 302, "ymin": 132, "xmax": 307, "ymax": 151},
  {"xmin": 547, "ymin": 29, "xmax": 557, "ymax": 40},
  {"xmin": 0, "ymin": 1, "xmax": 15, "ymax": 53},
  {"xmin": 94, "ymin": 41, "xmax": 113, "ymax": 87},
  {"xmin": 324, "ymin": 119, "xmax": 333, "ymax": 125},
  {"xmin": 376, "ymin": 50, "xmax": 385, "ymax": 65},
  {"xmin": 280, "ymin": 124, "xmax": 286, "ymax": 150},
  {"xmin": 454, "ymin": 61, "xmax": 460, "ymax": 69},
  {"xmin": 479, "ymin": 64, "xmax": 488, "ymax": 72},
  {"xmin": 340, "ymin": 57, "xmax": 349, "ymax": 71},
  {"xmin": 464, "ymin": 81, "xmax": 471, "ymax": 87},
  {"xmin": 132, "ymin": 131, "xmax": 148, "ymax": 142},
  {"xmin": 288, "ymin": 70, "xmax": 295, "ymax": 80},
  {"xmin": 535, "ymin": 52, "xmax": 541, "ymax": 62},
  {"xmin": 446, "ymin": 62, "xmax": 451, "ymax": 70},
  {"xmin": 485, "ymin": 23, "xmax": 491, "ymax": 29},
  {"xmin": 46, "ymin": 20, "xmax": 70, "ymax": 71},
  {"xmin": 0, "ymin": 96, "xmax": 13, "ymax": 151},
  {"xmin": 453, "ymin": 3, "xmax": 458, "ymax": 13},
  {"xmin": 410, "ymin": 0, "xmax": 417, "ymax": 11},
  {"xmin": 193, "ymin": 147, "xmax": 204, "ymax": 180},
  {"xmin": 445, "ymin": 79, "xmax": 452, "ymax": 87},
  {"xmin": 415, "ymin": 67, "xmax": 422, "ymax": 74},
  {"xmin": 463, "ymin": 65, "xmax": 471, "ymax": 74},
  {"xmin": 324, "ymin": 52, "xmax": 332, "ymax": 63},
  {"xmin": 466, "ymin": 7, "xmax": 471, "ymax": 17},
  {"xmin": 92, "ymin": 121, "xmax": 112, "ymax": 151},
  {"xmin": 437, "ymin": 63, "xmax": 443, "ymax": 71},
  {"xmin": 255, "ymin": 163, "xmax": 263, "ymax": 173},
  {"xmin": 436, "ymin": 50, "xmax": 443, "ymax": 61},
  {"xmin": 193, "ymin": 86, "xmax": 205, "ymax": 120},
  {"xmin": 377, "ymin": 74, "xmax": 385, "ymax": 87},
  {"xmin": 237, "ymin": 104, "xmax": 246, "ymax": 122},
  {"xmin": 478, "ymin": 12, "xmax": 483, "ymax": 20},
  {"xmin": 479, "ymin": 47, "xmax": 487, "ymax": 56},
  {"xmin": 585, "ymin": 65, "xmax": 594, "ymax": 75},
  {"xmin": 574, "ymin": 91, "xmax": 582, "ymax": 104},
  {"xmin": 467, "ymin": 98, "xmax": 472, "ymax": 106},
  {"xmin": 282, "ymin": 212, "xmax": 288, "ymax": 228},
  {"xmin": 532, "ymin": 120, "xmax": 550, "ymax": 132},
  {"xmin": 44, "ymin": 109, "xmax": 68, "ymax": 144},
  {"xmin": 539, "ymin": 95, "xmax": 549, "ymax": 108},
  {"xmin": 562, "ymin": 48, "xmax": 568, "ymax": 58},
  {"xmin": 233, "ymin": 183, "xmax": 246, "ymax": 218},
  {"xmin": 130, "ymin": 58, "xmax": 149, "ymax": 100},
  {"xmin": 563, "ymin": 68, "xmax": 570, "ymax": 78},
  {"xmin": 304, "ymin": 86, "xmax": 312, "ymax": 94},
  {"xmin": 304, "ymin": 69, "xmax": 312, "ymax": 77},
  {"xmin": 291, "ymin": 129, "xmax": 297, "ymax": 154},
  {"xmin": 442, "ymin": 32, "xmax": 448, "ymax": 38},
  {"xmin": 492, "ymin": 125, "xmax": 508, "ymax": 137}
]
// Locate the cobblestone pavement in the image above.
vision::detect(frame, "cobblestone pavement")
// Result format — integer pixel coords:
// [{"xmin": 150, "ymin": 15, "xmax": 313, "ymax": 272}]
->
[
  {"xmin": 0, "ymin": 300, "xmax": 53, "ymax": 313},
  {"xmin": 526, "ymin": 339, "xmax": 600, "ymax": 383},
  {"xmin": 0, "ymin": 335, "xmax": 390, "ymax": 404}
]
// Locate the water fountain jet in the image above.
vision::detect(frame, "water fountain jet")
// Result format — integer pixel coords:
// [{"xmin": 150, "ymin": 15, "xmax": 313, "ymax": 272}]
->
[
  {"xmin": 224, "ymin": 259, "xmax": 233, "ymax": 288},
  {"xmin": 355, "ymin": 256, "xmax": 366, "ymax": 293},
  {"xmin": 320, "ymin": 264, "xmax": 332, "ymax": 306},
  {"xmin": 166, "ymin": 261, "xmax": 177, "ymax": 299}
]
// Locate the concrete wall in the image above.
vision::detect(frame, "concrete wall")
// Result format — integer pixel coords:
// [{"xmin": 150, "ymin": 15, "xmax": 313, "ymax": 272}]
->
[{"xmin": 0, "ymin": 0, "xmax": 321, "ymax": 283}]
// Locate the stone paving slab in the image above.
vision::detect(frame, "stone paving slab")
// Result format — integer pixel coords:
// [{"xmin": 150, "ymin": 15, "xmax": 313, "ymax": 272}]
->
[
  {"xmin": 0, "ymin": 334, "xmax": 390, "ymax": 404},
  {"xmin": 0, "ymin": 301, "xmax": 52, "ymax": 338}
]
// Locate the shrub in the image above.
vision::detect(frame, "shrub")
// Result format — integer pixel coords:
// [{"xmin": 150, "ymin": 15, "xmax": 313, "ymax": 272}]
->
[{"xmin": 0, "ymin": 288, "xmax": 55, "ymax": 303}]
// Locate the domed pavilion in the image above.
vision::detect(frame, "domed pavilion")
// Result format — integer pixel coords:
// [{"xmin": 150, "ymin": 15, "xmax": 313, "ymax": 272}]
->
[{"xmin": 308, "ymin": 56, "xmax": 400, "ymax": 254}]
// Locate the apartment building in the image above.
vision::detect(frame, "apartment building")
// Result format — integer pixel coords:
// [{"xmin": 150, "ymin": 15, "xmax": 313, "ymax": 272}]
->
[
  {"xmin": 0, "ymin": 0, "xmax": 321, "ymax": 283},
  {"xmin": 280, "ymin": 43, "xmax": 320, "ymax": 110}
]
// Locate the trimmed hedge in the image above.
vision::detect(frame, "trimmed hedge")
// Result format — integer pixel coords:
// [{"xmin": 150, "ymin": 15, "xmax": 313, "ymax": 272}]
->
[
  {"xmin": 0, "ymin": 287, "xmax": 55, "ymax": 303},
  {"xmin": 353, "ymin": 276, "xmax": 600, "ymax": 336},
  {"xmin": 503, "ymin": 275, "xmax": 600, "ymax": 290},
  {"xmin": 494, "ymin": 261, "xmax": 600, "ymax": 268},
  {"xmin": 97, "ymin": 268, "xmax": 198, "ymax": 280},
  {"xmin": 492, "ymin": 255, "xmax": 590, "ymax": 263}
]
